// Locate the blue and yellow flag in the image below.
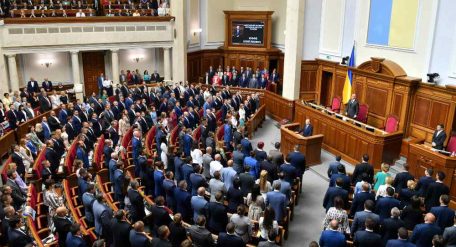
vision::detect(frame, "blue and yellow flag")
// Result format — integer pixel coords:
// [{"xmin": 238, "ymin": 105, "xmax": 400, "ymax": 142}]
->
[{"xmin": 342, "ymin": 45, "xmax": 355, "ymax": 104}]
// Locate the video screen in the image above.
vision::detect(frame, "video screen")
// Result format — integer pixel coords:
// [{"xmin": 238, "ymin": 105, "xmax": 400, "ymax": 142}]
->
[{"xmin": 231, "ymin": 21, "xmax": 265, "ymax": 46}]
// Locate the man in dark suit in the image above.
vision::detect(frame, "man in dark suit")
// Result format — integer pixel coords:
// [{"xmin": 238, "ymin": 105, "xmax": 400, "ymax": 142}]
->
[
  {"xmin": 416, "ymin": 168, "xmax": 435, "ymax": 197},
  {"xmin": 443, "ymin": 216, "xmax": 456, "ymax": 246},
  {"xmin": 430, "ymin": 194, "xmax": 455, "ymax": 230},
  {"xmin": 287, "ymin": 145, "xmax": 306, "ymax": 182},
  {"xmin": 39, "ymin": 92, "xmax": 52, "ymax": 112},
  {"xmin": 410, "ymin": 213, "xmax": 442, "ymax": 247},
  {"xmin": 240, "ymin": 136, "xmax": 253, "ymax": 157},
  {"xmin": 150, "ymin": 196, "xmax": 172, "ymax": 233},
  {"xmin": 431, "ymin": 123, "xmax": 447, "ymax": 150},
  {"xmin": 345, "ymin": 93, "xmax": 359, "ymax": 118},
  {"xmin": 113, "ymin": 162, "xmax": 125, "ymax": 207},
  {"xmin": 27, "ymin": 77, "xmax": 40, "ymax": 93},
  {"xmin": 97, "ymin": 73, "xmax": 104, "ymax": 95},
  {"xmin": 232, "ymin": 25, "xmax": 244, "ymax": 44},
  {"xmin": 45, "ymin": 140, "xmax": 61, "ymax": 176},
  {"xmin": 375, "ymin": 187, "xmax": 401, "ymax": 222},
  {"xmin": 5, "ymin": 171, "xmax": 26, "ymax": 210},
  {"xmin": 111, "ymin": 210, "xmax": 132, "ymax": 247},
  {"xmin": 381, "ymin": 207, "xmax": 405, "ymax": 245},
  {"xmin": 65, "ymin": 223, "xmax": 87, "ymax": 247},
  {"xmin": 92, "ymin": 194, "xmax": 113, "ymax": 242},
  {"xmin": 6, "ymin": 104, "xmax": 19, "ymax": 129},
  {"xmin": 351, "ymin": 200, "xmax": 380, "ymax": 235},
  {"xmin": 425, "ymin": 171, "xmax": 450, "ymax": 211},
  {"xmin": 319, "ymin": 219, "xmax": 346, "ymax": 247},
  {"xmin": 174, "ymin": 180, "xmax": 192, "ymax": 223},
  {"xmin": 150, "ymin": 225, "xmax": 172, "ymax": 247},
  {"xmin": 352, "ymin": 154, "xmax": 374, "ymax": 184},
  {"xmin": 350, "ymin": 183, "xmax": 376, "ymax": 217},
  {"xmin": 7, "ymin": 215, "xmax": 33, "ymax": 247},
  {"xmin": 329, "ymin": 164, "xmax": 351, "ymax": 191},
  {"xmin": 206, "ymin": 191, "xmax": 228, "ymax": 234},
  {"xmin": 188, "ymin": 215, "xmax": 215, "ymax": 246},
  {"xmin": 266, "ymin": 183, "xmax": 287, "ymax": 223},
  {"xmin": 354, "ymin": 217, "xmax": 382, "ymax": 246},
  {"xmin": 11, "ymin": 145, "xmax": 25, "ymax": 178},
  {"xmin": 239, "ymin": 166, "xmax": 255, "ymax": 197},
  {"xmin": 53, "ymin": 206, "xmax": 72, "ymax": 247},
  {"xmin": 48, "ymin": 110, "xmax": 61, "ymax": 131},
  {"xmin": 42, "ymin": 78, "xmax": 53, "ymax": 92},
  {"xmin": 129, "ymin": 221, "xmax": 151, "ymax": 247},
  {"xmin": 217, "ymin": 222, "xmax": 245, "ymax": 247},
  {"xmin": 150, "ymin": 70, "xmax": 161, "ymax": 82},
  {"xmin": 323, "ymin": 178, "xmax": 349, "ymax": 212},
  {"xmin": 393, "ymin": 163, "xmax": 415, "ymax": 192},
  {"xmin": 385, "ymin": 227, "xmax": 415, "ymax": 247},
  {"xmin": 128, "ymin": 180, "xmax": 145, "ymax": 223},
  {"xmin": 298, "ymin": 119, "xmax": 313, "ymax": 137}
]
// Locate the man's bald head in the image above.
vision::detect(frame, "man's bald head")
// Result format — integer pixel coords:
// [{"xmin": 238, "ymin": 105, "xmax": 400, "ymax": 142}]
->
[
  {"xmin": 56, "ymin": 206, "xmax": 68, "ymax": 216},
  {"xmin": 424, "ymin": 213, "xmax": 436, "ymax": 223},
  {"xmin": 197, "ymin": 187, "xmax": 206, "ymax": 196},
  {"xmin": 215, "ymin": 154, "xmax": 221, "ymax": 161},
  {"xmin": 227, "ymin": 160, "xmax": 233, "ymax": 167},
  {"xmin": 330, "ymin": 220, "xmax": 339, "ymax": 230}
]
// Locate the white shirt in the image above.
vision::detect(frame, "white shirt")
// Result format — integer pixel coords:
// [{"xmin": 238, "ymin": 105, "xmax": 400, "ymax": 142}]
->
[
  {"xmin": 209, "ymin": 160, "xmax": 223, "ymax": 177},
  {"xmin": 191, "ymin": 149, "xmax": 203, "ymax": 166},
  {"xmin": 76, "ymin": 12, "xmax": 85, "ymax": 17},
  {"xmin": 102, "ymin": 79, "xmax": 112, "ymax": 88}
]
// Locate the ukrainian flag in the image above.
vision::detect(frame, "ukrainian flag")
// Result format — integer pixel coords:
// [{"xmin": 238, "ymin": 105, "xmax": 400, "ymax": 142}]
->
[{"xmin": 342, "ymin": 45, "xmax": 355, "ymax": 104}]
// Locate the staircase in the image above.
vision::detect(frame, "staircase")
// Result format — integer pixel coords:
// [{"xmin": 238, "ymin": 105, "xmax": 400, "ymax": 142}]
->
[{"xmin": 390, "ymin": 156, "xmax": 407, "ymax": 176}]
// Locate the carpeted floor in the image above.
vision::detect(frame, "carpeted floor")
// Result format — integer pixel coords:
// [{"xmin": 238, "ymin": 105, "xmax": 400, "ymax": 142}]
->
[{"xmin": 253, "ymin": 117, "xmax": 357, "ymax": 246}]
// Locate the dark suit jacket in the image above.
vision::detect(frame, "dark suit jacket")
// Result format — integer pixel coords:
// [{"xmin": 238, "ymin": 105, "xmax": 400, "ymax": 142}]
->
[
  {"xmin": 174, "ymin": 188, "xmax": 192, "ymax": 222},
  {"xmin": 7, "ymin": 228, "xmax": 33, "ymax": 247},
  {"xmin": 300, "ymin": 124, "xmax": 313, "ymax": 137},
  {"xmin": 393, "ymin": 171, "xmax": 414, "ymax": 192},
  {"xmin": 48, "ymin": 116, "xmax": 61, "ymax": 131},
  {"xmin": 168, "ymin": 222, "xmax": 187, "ymax": 247},
  {"xmin": 188, "ymin": 225, "xmax": 214, "ymax": 247},
  {"xmin": 381, "ymin": 217, "xmax": 405, "ymax": 245},
  {"xmin": 239, "ymin": 172, "xmax": 255, "ymax": 197},
  {"xmin": 6, "ymin": 179, "xmax": 26, "ymax": 210},
  {"xmin": 432, "ymin": 130, "xmax": 447, "ymax": 150},
  {"xmin": 111, "ymin": 218, "xmax": 132, "ymax": 247},
  {"xmin": 375, "ymin": 197, "xmax": 401, "ymax": 221},
  {"xmin": 151, "ymin": 205, "xmax": 172, "ymax": 230},
  {"xmin": 329, "ymin": 173, "xmax": 351, "ymax": 191},
  {"xmin": 319, "ymin": 229, "xmax": 346, "ymax": 247},
  {"xmin": 352, "ymin": 162, "xmax": 374, "ymax": 184},
  {"xmin": 424, "ymin": 182, "xmax": 450, "ymax": 211},
  {"xmin": 27, "ymin": 80, "xmax": 40, "ymax": 92},
  {"xmin": 354, "ymin": 230, "xmax": 382, "ymax": 247},
  {"xmin": 410, "ymin": 223, "xmax": 442, "ymax": 247},
  {"xmin": 351, "ymin": 210, "xmax": 380, "ymax": 234},
  {"xmin": 128, "ymin": 189, "xmax": 145, "ymax": 222},
  {"xmin": 39, "ymin": 95, "xmax": 52, "ymax": 112},
  {"xmin": 129, "ymin": 230, "xmax": 151, "ymax": 247},
  {"xmin": 206, "ymin": 201, "xmax": 228, "ymax": 234},
  {"xmin": 385, "ymin": 239, "xmax": 416, "ymax": 247},
  {"xmin": 415, "ymin": 176, "xmax": 435, "ymax": 197},
  {"xmin": 323, "ymin": 186, "xmax": 348, "ymax": 211},
  {"xmin": 349, "ymin": 191, "xmax": 376, "ymax": 217},
  {"xmin": 11, "ymin": 152, "xmax": 25, "ymax": 177},
  {"xmin": 346, "ymin": 99, "xmax": 359, "ymax": 118},
  {"xmin": 65, "ymin": 233, "xmax": 87, "ymax": 247},
  {"xmin": 216, "ymin": 233, "xmax": 245, "ymax": 247},
  {"xmin": 430, "ymin": 205, "xmax": 455, "ymax": 230},
  {"xmin": 53, "ymin": 216, "xmax": 72, "ymax": 247}
]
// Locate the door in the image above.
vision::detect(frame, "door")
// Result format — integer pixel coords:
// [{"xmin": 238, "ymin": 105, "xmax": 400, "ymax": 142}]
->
[{"xmin": 82, "ymin": 51, "xmax": 105, "ymax": 96}]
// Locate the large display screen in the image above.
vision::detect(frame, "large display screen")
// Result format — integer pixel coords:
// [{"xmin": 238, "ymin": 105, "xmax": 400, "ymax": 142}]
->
[{"xmin": 231, "ymin": 21, "xmax": 265, "ymax": 46}]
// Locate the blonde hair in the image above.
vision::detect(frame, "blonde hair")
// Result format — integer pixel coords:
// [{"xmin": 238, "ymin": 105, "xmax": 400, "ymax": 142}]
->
[
  {"xmin": 407, "ymin": 180, "xmax": 416, "ymax": 190},
  {"xmin": 381, "ymin": 163, "xmax": 390, "ymax": 172},
  {"xmin": 35, "ymin": 123, "xmax": 43, "ymax": 132},
  {"xmin": 259, "ymin": 170, "xmax": 268, "ymax": 192},
  {"xmin": 385, "ymin": 176, "xmax": 394, "ymax": 185}
]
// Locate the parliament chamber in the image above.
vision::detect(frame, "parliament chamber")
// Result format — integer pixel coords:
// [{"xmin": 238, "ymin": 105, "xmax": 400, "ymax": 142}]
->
[{"xmin": 1, "ymin": 0, "xmax": 456, "ymax": 247}]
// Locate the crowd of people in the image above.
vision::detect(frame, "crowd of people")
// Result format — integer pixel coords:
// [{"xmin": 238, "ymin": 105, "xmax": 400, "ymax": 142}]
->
[
  {"xmin": 204, "ymin": 65, "xmax": 280, "ymax": 90},
  {"xmin": 0, "ymin": 0, "xmax": 170, "ymax": 18},
  {"xmin": 0, "ymin": 69, "xmax": 306, "ymax": 247},
  {"xmin": 319, "ymin": 156, "xmax": 456, "ymax": 247}
]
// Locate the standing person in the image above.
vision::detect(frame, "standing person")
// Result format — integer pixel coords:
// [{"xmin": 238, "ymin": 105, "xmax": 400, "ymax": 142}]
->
[
  {"xmin": 319, "ymin": 220, "xmax": 347, "ymax": 247},
  {"xmin": 97, "ymin": 73, "xmax": 105, "ymax": 96},
  {"xmin": 425, "ymin": 171, "xmax": 450, "ymax": 212},
  {"xmin": 352, "ymin": 154, "xmax": 374, "ymax": 184},
  {"xmin": 431, "ymin": 123, "xmax": 447, "ymax": 150},
  {"xmin": 345, "ymin": 93, "xmax": 359, "ymax": 119},
  {"xmin": 373, "ymin": 163, "xmax": 391, "ymax": 191},
  {"xmin": 287, "ymin": 145, "xmax": 306, "ymax": 184}
]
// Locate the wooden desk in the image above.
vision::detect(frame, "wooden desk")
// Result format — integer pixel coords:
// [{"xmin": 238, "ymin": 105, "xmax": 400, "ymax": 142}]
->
[
  {"xmin": 294, "ymin": 101, "xmax": 403, "ymax": 169},
  {"xmin": 408, "ymin": 143, "xmax": 456, "ymax": 200},
  {"xmin": 280, "ymin": 123, "xmax": 323, "ymax": 166}
]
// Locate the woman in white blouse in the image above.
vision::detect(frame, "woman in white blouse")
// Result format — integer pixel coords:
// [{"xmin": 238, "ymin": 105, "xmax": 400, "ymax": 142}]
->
[
  {"xmin": 256, "ymin": 170, "xmax": 272, "ymax": 198},
  {"xmin": 160, "ymin": 136, "xmax": 168, "ymax": 169},
  {"xmin": 118, "ymin": 112, "xmax": 131, "ymax": 142},
  {"xmin": 191, "ymin": 143, "xmax": 203, "ymax": 166},
  {"xmin": 19, "ymin": 138, "xmax": 34, "ymax": 172},
  {"xmin": 61, "ymin": 125, "xmax": 70, "ymax": 148},
  {"xmin": 49, "ymin": 90, "xmax": 61, "ymax": 109}
]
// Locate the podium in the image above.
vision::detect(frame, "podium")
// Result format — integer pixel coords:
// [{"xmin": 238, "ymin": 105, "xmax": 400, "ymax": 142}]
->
[
  {"xmin": 280, "ymin": 123, "xmax": 324, "ymax": 166},
  {"xmin": 408, "ymin": 143, "xmax": 456, "ymax": 200}
]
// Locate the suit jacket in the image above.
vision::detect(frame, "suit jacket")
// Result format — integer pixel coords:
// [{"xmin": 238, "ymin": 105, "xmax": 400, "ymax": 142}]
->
[
  {"xmin": 11, "ymin": 152, "xmax": 25, "ymax": 176},
  {"xmin": 7, "ymin": 228, "xmax": 33, "ymax": 247},
  {"xmin": 430, "ymin": 205, "xmax": 455, "ymax": 230},
  {"xmin": 410, "ymin": 223, "xmax": 442, "ymax": 247},
  {"xmin": 425, "ymin": 182, "xmax": 450, "ymax": 211},
  {"xmin": 174, "ymin": 188, "xmax": 192, "ymax": 221},
  {"xmin": 93, "ymin": 200, "xmax": 113, "ymax": 236},
  {"xmin": 375, "ymin": 197, "xmax": 401, "ymax": 221},
  {"xmin": 381, "ymin": 217, "xmax": 405, "ymax": 245},
  {"xmin": 266, "ymin": 190, "xmax": 287, "ymax": 222},
  {"xmin": 354, "ymin": 230, "xmax": 382, "ymax": 247},
  {"xmin": 346, "ymin": 99, "xmax": 359, "ymax": 118},
  {"xmin": 27, "ymin": 80, "xmax": 40, "ymax": 92},
  {"xmin": 42, "ymin": 80, "xmax": 53, "ymax": 92},
  {"xmin": 239, "ymin": 172, "xmax": 255, "ymax": 197},
  {"xmin": 6, "ymin": 178, "xmax": 26, "ymax": 210},
  {"xmin": 432, "ymin": 130, "xmax": 447, "ymax": 150},
  {"xmin": 46, "ymin": 147, "xmax": 60, "ymax": 172},
  {"xmin": 415, "ymin": 176, "xmax": 435, "ymax": 197},
  {"xmin": 48, "ymin": 115, "xmax": 61, "ymax": 131},
  {"xmin": 113, "ymin": 169, "xmax": 125, "ymax": 195},
  {"xmin": 323, "ymin": 186, "xmax": 349, "ymax": 211},
  {"xmin": 150, "ymin": 205, "xmax": 172, "ymax": 230},
  {"xmin": 393, "ymin": 171, "xmax": 414, "ymax": 192},
  {"xmin": 352, "ymin": 162, "xmax": 374, "ymax": 184},
  {"xmin": 188, "ymin": 225, "xmax": 214, "ymax": 247},
  {"xmin": 129, "ymin": 230, "xmax": 151, "ymax": 247},
  {"xmin": 128, "ymin": 189, "xmax": 145, "ymax": 222},
  {"xmin": 39, "ymin": 95, "xmax": 52, "ymax": 112},
  {"xmin": 217, "ymin": 233, "xmax": 245, "ymax": 247},
  {"xmin": 443, "ymin": 225, "xmax": 456, "ymax": 247},
  {"xmin": 53, "ymin": 216, "xmax": 72, "ymax": 247},
  {"xmin": 385, "ymin": 239, "xmax": 416, "ymax": 247},
  {"xmin": 319, "ymin": 229, "xmax": 347, "ymax": 247},
  {"xmin": 206, "ymin": 201, "xmax": 228, "ymax": 234},
  {"xmin": 240, "ymin": 138, "xmax": 252, "ymax": 156},
  {"xmin": 351, "ymin": 210, "xmax": 380, "ymax": 234},
  {"xmin": 65, "ymin": 233, "xmax": 87, "ymax": 247},
  {"xmin": 329, "ymin": 173, "xmax": 351, "ymax": 191},
  {"xmin": 349, "ymin": 191, "xmax": 376, "ymax": 217},
  {"xmin": 7, "ymin": 110, "xmax": 18, "ymax": 129},
  {"xmin": 300, "ymin": 124, "xmax": 313, "ymax": 137}
]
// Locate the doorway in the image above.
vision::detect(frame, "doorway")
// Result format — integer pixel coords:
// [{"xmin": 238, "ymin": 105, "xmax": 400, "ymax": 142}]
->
[{"xmin": 82, "ymin": 51, "xmax": 105, "ymax": 97}]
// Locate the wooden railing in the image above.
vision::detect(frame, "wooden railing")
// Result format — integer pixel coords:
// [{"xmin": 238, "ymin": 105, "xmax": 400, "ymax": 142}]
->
[
  {"xmin": 0, "ymin": 131, "xmax": 15, "ymax": 159},
  {"xmin": 3, "ymin": 16, "xmax": 174, "ymax": 24},
  {"xmin": 264, "ymin": 90, "xmax": 294, "ymax": 122},
  {"xmin": 245, "ymin": 104, "xmax": 266, "ymax": 139}
]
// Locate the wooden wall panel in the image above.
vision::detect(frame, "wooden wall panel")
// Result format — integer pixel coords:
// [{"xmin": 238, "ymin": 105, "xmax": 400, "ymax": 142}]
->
[
  {"xmin": 300, "ymin": 61, "xmax": 319, "ymax": 101},
  {"xmin": 412, "ymin": 96, "xmax": 431, "ymax": 127},
  {"xmin": 264, "ymin": 90, "xmax": 294, "ymax": 121},
  {"xmin": 391, "ymin": 93, "xmax": 403, "ymax": 117},
  {"xmin": 430, "ymin": 101, "xmax": 450, "ymax": 128},
  {"xmin": 365, "ymin": 86, "xmax": 388, "ymax": 116},
  {"xmin": 333, "ymin": 74, "xmax": 346, "ymax": 99}
]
